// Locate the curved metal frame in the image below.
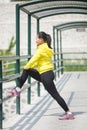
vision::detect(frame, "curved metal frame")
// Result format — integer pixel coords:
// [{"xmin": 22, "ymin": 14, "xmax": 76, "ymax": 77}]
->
[
  {"xmin": 15, "ymin": 0, "xmax": 87, "ymax": 103},
  {"xmin": 0, "ymin": 1, "xmax": 87, "ymax": 129},
  {"xmin": 19, "ymin": 1, "xmax": 87, "ymax": 19},
  {"xmin": 53, "ymin": 21, "xmax": 87, "ymax": 74}
]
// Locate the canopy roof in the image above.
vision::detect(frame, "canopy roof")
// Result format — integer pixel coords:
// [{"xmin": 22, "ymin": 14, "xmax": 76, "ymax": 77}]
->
[
  {"xmin": 54, "ymin": 21, "xmax": 87, "ymax": 31},
  {"xmin": 17, "ymin": 0, "xmax": 87, "ymax": 19}
]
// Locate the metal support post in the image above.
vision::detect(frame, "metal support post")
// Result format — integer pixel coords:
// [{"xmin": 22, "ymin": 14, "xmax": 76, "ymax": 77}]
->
[
  {"xmin": 0, "ymin": 61, "xmax": 3, "ymax": 129},
  {"xmin": 16, "ymin": 4, "xmax": 20, "ymax": 114},
  {"xmin": 27, "ymin": 14, "xmax": 31, "ymax": 104},
  {"xmin": 37, "ymin": 19, "xmax": 41, "ymax": 97}
]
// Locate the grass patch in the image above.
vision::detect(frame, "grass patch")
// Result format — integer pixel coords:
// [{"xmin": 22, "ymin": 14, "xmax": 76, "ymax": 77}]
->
[
  {"xmin": 64, "ymin": 65, "xmax": 87, "ymax": 71},
  {"xmin": 64, "ymin": 60, "xmax": 87, "ymax": 71}
]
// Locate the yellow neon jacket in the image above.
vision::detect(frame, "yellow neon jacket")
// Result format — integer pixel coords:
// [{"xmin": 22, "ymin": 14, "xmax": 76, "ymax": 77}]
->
[{"xmin": 24, "ymin": 43, "xmax": 54, "ymax": 74}]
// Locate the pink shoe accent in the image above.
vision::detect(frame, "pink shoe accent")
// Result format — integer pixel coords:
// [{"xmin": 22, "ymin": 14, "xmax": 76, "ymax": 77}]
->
[
  {"xmin": 8, "ymin": 91, "xmax": 14, "ymax": 96},
  {"xmin": 59, "ymin": 113, "xmax": 75, "ymax": 120},
  {"xmin": 13, "ymin": 92, "xmax": 20, "ymax": 97},
  {"xmin": 8, "ymin": 88, "xmax": 20, "ymax": 97}
]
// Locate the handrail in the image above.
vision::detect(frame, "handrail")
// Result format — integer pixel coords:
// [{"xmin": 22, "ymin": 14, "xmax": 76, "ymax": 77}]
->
[
  {"xmin": 1, "ymin": 53, "xmax": 87, "ymax": 129},
  {"xmin": 0, "ymin": 53, "xmax": 63, "ymax": 129},
  {"xmin": 0, "ymin": 55, "xmax": 31, "ymax": 61},
  {"xmin": 0, "ymin": 73, "xmax": 21, "ymax": 83}
]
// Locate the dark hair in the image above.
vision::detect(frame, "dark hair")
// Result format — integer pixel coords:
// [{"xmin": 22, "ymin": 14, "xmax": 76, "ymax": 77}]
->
[
  {"xmin": 37, "ymin": 31, "xmax": 52, "ymax": 48},
  {"xmin": 46, "ymin": 34, "xmax": 52, "ymax": 49}
]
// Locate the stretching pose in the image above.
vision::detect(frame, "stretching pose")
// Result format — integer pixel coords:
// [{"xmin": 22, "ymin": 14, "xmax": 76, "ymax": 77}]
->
[{"xmin": 10, "ymin": 31, "xmax": 74, "ymax": 120}]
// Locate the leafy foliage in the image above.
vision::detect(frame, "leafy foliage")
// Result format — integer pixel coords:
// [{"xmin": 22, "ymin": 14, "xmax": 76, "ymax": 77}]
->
[{"xmin": 0, "ymin": 37, "xmax": 16, "ymax": 56}]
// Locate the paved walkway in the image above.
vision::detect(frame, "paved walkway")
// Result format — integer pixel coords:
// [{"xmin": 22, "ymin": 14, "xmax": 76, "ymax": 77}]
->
[{"xmin": 3, "ymin": 71, "xmax": 87, "ymax": 130}]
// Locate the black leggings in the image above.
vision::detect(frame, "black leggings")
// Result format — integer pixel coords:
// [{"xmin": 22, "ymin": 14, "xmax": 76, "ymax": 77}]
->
[{"xmin": 18, "ymin": 69, "xmax": 69, "ymax": 112}]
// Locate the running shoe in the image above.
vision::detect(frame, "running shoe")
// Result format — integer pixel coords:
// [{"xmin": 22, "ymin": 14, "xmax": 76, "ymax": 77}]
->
[
  {"xmin": 9, "ymin": 87, "xmax": 20, "ymax": 97},
  {"xmin": 59, "ymin": 112, "xmax": 75, "ymax": 120}
]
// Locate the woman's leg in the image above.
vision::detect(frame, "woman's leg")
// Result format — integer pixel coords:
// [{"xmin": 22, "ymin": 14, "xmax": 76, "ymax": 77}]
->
[
  {"xmin": 18, "ymin": 69, "xmax": 41, "ymax": 88},
  {"xmin": 10, "ymin": 69, "xmax": 41, "ymax": 96},
  {"xmin": 41, "ymin": 70, "xmax": 69, "ymax": 112}
]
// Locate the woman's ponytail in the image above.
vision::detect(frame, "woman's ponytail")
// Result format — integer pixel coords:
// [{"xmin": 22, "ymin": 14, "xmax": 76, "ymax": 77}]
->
[
  {"xmin": 46, "ymin": 34, "xmax": 52, "ymax": 49},
  {"xmin": 37, "ymin": 31, "xmax": 52, "ymax": 49}
]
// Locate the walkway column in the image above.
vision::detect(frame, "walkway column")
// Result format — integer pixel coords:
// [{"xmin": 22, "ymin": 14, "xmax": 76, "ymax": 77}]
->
[
  {"xmin": 57, "ymin": 30, "xmax": 60, "ymax": 77},
  {"xmin": 59, "ymin": 30, "xmax": 63, "ymax": 74},
  {"xmin": 0, "ymin": 61, "xmax": 3, "ymax": 129},
  {"xmin": 27, "ymin": 14, "xmax": 31, "ymax": 104},
  {"xmin": 37, "ymin": 19, "xmax": 40, "ymax": 97},
  {"xmin": 16, "ymin": 4, "xmax": 20, "ymax": 114}
]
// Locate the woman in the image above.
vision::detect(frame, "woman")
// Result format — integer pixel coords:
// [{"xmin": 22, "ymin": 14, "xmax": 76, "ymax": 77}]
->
[{"xmin": 10, "ymin": 31, "xmax": 74, "ymax": 120}]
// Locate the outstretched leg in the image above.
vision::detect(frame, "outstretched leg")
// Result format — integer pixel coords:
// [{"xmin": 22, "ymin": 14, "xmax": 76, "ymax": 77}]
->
[
  {"xmin": 41, "ymin": 70, "xmax": 75, "ymax": 120},
  {"xmin": 18, "ymin": 69, "xmax": 41, "ymax": 88},
  {"xmin": 9, "ymin": 69, "xmax": 41, "ymax": 96},
  {"xmin": 41, "ymin": 70, "xmax": 69, "ymax": 112}
]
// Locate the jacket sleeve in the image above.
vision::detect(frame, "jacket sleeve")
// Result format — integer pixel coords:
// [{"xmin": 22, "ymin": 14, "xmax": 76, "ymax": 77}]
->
[{"xmin": 24, "ymin": 49, "xmax": 41, "ymax": 69}]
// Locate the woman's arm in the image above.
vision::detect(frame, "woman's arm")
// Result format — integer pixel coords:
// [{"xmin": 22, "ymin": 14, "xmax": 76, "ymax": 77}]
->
[{"xmin": 24, "ymin": 49, "xmax": 41, "ymax": 69}]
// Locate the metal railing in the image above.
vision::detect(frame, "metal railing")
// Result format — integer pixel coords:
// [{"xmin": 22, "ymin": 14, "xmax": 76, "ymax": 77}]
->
[
  {"xmin": 0, "ymin": 52, "xmax": 87, "ymax": 129},
  {"xmin": 0, "ymin": 54, "xmax": 63, "ymax": 129},
  {"xmin": 63, "ymin": 52, "xmax": 87, "ymax": 71}
]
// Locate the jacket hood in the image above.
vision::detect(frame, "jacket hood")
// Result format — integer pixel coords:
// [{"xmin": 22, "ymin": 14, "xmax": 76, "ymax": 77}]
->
[
  {"xmin": 38, "ymin": 43, "xmax": 54, "ymax": 57},
  {"xmin": 25, "ymin": 42, "xmax": 54, "ymax": 74}
]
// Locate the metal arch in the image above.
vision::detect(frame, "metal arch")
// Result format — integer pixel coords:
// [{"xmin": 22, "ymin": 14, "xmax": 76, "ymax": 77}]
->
[
  {"xmin": 20, "ymin": 7, "xmax": 87, "ymax": 19},
  {"xmin": 19, "ymin": 0, "xmax": 87, "ymax": 9},
  {"xmin": 20, "ymin": 2, "xmax": 87, "ymax": 14},
  {"xmin": 18, "ymin": 0, "xmax": 87, "ymax": 19},
  {"xmin": 18, "ymin": 0, "xmax": 87, "ymax": 8},
  {"xmin": 54, "ymin": 21, "xmax": 87, "ymax": 31},
  {"xmin": 53, "ymin": 21, "xmax": 87, "ymax": 50},
  {"xmin": 53, "ymin": 21, "xmax": 87, "ymax": 75},
  {"xmin": 34, "ymin": 9, "xmax": 87, "ymax": 19}
]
